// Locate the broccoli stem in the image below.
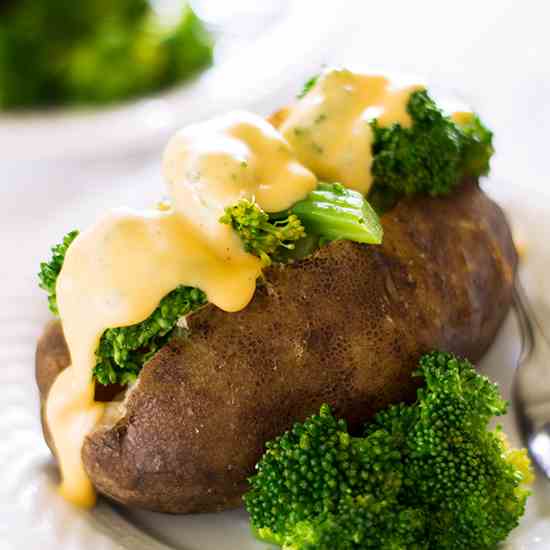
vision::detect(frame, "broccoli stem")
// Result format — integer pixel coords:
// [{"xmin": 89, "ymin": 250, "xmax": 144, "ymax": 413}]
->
[{"xmin": 290, "ymin": 182, "xmax": 383, "ymax": 245}]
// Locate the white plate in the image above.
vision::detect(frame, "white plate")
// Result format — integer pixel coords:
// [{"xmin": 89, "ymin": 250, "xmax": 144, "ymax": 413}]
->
[
  {"xmin": 1, "ymin": 170, "xmax": 550, "ymax": 549},
  {"xmin": 0, "ymin": 1, "xmax": 354, "ymax": 163}
]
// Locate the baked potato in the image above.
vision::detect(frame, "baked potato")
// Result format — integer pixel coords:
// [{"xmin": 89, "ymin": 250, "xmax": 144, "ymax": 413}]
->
[{"xmin": 36, "ymin": 178, "xmax": 516, "ymax": 513}]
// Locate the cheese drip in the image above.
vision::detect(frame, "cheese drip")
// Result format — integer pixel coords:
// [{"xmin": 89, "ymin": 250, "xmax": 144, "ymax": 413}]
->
[
  {"xmin": 280, "ymin": 68, "xmax": 424, "ymax": 194},
  {"xmin": 46, "ymin": 111, "xmax": 317, "ymax": 507}
]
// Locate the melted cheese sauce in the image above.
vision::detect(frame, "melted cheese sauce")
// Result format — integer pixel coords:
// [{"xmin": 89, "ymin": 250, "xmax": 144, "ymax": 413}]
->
[
  {"xmin": 451, "ymin": 111, "xmax": 475, "ymax": 126},
  {"xmin": 280, "ymin": 68, "xmax": 424, "ymax": 194},
  {"xmin": 46, "ymin": 111, "xmax": 316, "ymax": 507}
]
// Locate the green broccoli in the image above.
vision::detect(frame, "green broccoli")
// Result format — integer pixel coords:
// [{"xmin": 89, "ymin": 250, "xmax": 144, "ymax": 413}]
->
[
  {"xmin": 0, "ymin": 1, "xmax": 213, "ymax": 109},
  {"xmin": 93, "ymin": 285, "xmax": 206, "ymax": 386},
  {"xmin": 219, "ymin": 200, "xmax": 306, "ymax": 266},
  {"xmin": 459, "ymin": 113, "xmax": 495, "ymax": 178},
  {"xmin": 370, "ymin": 89, "xmax": 494, "ymax": 198},
  {"xmin": 38, "ymin": 230, "xmax": 79, "ymax": 315},
  {"xmin": 291, "ymin": 182, "xmax": 383, "ymax": 245},
  {"xmin": 38, "ymin": 231, "xmax": 206, "ymax": 386},
  {"xmin": 244, "ymin": 351, "xmax": 533, "ymax": 550},
  {"xmin": 298, "ymin": 74, "xmax": 319, "ymax": 98},
  {"xmin": 220, "ymin": 183, "xmax": 383, "ymax": 264},
  {"xmin": 40, "ymin": 185, "xmax": 383, "ymax": 384}
]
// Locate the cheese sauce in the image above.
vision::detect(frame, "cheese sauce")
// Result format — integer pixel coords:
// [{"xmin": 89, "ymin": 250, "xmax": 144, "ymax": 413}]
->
[
  {"xmin": 451, "ymin": 111, "xmax": 475, "ymax": 126},
  {"xmin": 46, "ymin": 111, "xmax": 316, "ymax": 507},
  {"xmin": 280, "ymin": 68, "xmax": 424, "ymax": 194}
]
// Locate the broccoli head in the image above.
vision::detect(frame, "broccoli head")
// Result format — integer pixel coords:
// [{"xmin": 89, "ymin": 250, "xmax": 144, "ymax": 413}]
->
[
  {"xmin": 290, "ymin": 182, "xmax": 383, "ymax": 245},
  {"xmin": 0, "ymin": 1, "xmax": 213, "ymax": 109},
  {"xmin": 395, "ymin": 352, "xmax": 533, "ymax": 548},
  {"xmin": 93, "ymin": 285, "xmax": 206, "ymax": 386},
  {"xmin": 244, "ymin": 351, "xmax": 532, "ymax": 550},
  {"xmin": 40, "ymin": 188, "xmax": 381, "ymax": 388},
  {"xmin": 219, "ymin": 199, "xmax": 306, "ymax": 266},
  {"xmin": 459, "ymin": 113, "xmax": 495, "ymax": 178}
]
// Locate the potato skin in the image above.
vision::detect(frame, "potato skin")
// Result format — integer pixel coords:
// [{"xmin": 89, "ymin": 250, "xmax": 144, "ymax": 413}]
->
[{"xmin": 36, "ymin": 180, "xmax": 517, "ymax": 513}]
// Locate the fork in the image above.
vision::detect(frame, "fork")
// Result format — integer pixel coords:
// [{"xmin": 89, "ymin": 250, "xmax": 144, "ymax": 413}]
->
[{"xmin": 513, "ymin": 277, "xmax": 550, "ymax": 478}]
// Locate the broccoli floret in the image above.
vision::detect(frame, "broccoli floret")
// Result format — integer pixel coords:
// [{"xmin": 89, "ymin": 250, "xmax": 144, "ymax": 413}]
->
[
  {"xmin": 38, "ymin": 230, "xmax": 79, "ymax": 315},
  {"xmin": 291, "ymin": 182, "xmax": 383, "ymax": 245},
  {"xmin": 0, "ymin": 1, "xmax": 213, "ymax": 109},
  {"xmin": 395, "ymin": 352, "xmax": 532, "ymax": 548},
  {"xmin": 370, "ymin": 89, "xmax": 494, "ymax": 198},
  {"xmin": 221, "ymin": 184, "xmax": 382, "ymax": 264},
  {"xmin": 93, "ymin": 285, "xmax": 206, "ymax": 386},
  {"xmin": 244, "ymin": 351, "xmax": 532, "ymax": 550},
  {"xmin": 459, "ymin": 113, "xmax": 494, "ymax": 178},
  {"xmin": 220, "ymin": 199, "xmax": 306, "ymax": 266},
  {"xmin": 38, "ymin": 231, "xmax": 206, "ymax": 386},
  {"xmin": 245, "ymin": 404, "xmax": 425, "ymax": 550}
]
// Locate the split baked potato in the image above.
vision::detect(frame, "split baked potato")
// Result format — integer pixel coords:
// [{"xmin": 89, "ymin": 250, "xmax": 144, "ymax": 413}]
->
[{"xmin": 36, "ymin": 178, "xmax": 516, "ymax": 513}]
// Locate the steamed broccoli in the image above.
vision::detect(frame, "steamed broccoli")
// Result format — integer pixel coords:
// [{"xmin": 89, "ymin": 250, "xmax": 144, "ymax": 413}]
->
[
  {"xmin": 370, "ymin": 89, "xmax": 494, "ymax": 198},
  {"xmin": 40, "ymin": 185, "xmax": 383, "ymax": 385},
  {"xmin": 221, "ymin": 183, "xmax": 383, "ymax": 264},
  {"xmin": 38, "ymin": 231, "xmax": 206, "ymax": 386},
  {"xmin": 459, "ymin": 113, "xmax": 495, "ymax": 178},
  {"xmin": 38, "ymin": 230, "xmax": 79, "ymax": 315},
  {"xmin": 93, "ymin": 285, "xmax": 206, "ymax": 385},
  {"xmin": 219, "ymin": 200, "xmax": 306, "ymax": 266},
  {"xmin": 244, "ymin": 351, "xmax": 532, "ymax": 550},
  {"xmin": 298, "ymin": 74, "xmax": 319, "ymax": 99},
  {"xmin": 0, "ymin": 1, "xmax": 213, "ymax": 109}
]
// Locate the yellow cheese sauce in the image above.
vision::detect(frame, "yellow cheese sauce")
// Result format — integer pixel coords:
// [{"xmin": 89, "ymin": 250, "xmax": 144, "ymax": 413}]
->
[
  {"xmin": 451, "ymin": 111, "xmax": 475, "ymax": 126},
  {"xmin": 46, "ymin": 111, "xmax": 316, "ymax": 507},
  {"xmin": 280, "ymin": 68, "xmax": 424, "ymax": 194},
  {"xmin": 164, "ymin": 110, "xmax": 317, "ymax": 216}
]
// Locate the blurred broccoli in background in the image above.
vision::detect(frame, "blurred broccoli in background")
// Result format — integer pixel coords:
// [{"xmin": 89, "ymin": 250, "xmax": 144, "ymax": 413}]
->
[{"xmin": 0, "ymin": 0, "xmax": 213, "ymax": 109}]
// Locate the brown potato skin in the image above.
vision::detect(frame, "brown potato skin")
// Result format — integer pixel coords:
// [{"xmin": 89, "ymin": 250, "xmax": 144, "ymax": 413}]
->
[{"xmin": 35, "ymin": 180, "xmax": 517, "ymax": 513}]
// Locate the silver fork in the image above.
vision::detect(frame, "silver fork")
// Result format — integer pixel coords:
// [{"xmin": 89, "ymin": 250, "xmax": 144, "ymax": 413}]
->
[{"xmin": 513, "ymin": 278, "xmax": 550, "ymax": 478}]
